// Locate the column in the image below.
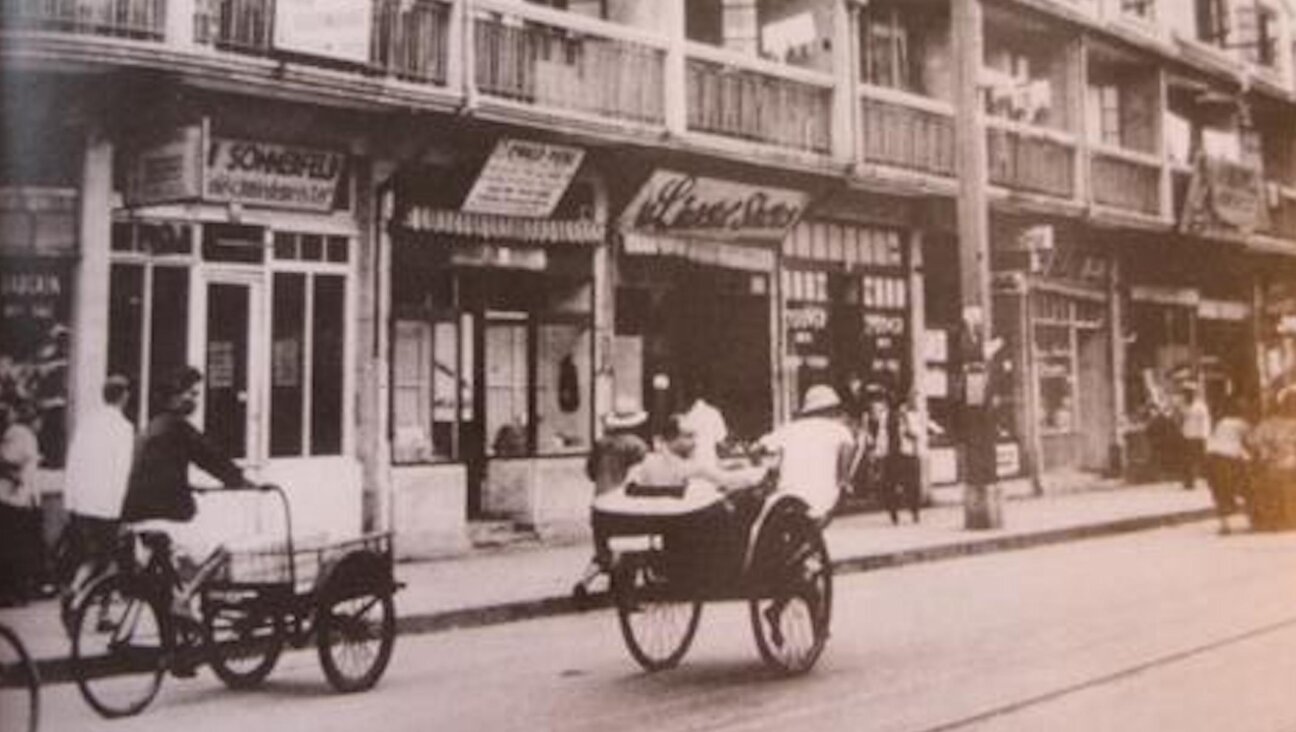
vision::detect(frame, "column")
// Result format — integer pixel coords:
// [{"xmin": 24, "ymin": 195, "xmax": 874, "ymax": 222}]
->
[
  {"xmin": 952, "ymin": 0, "xmax": 1002, "ymax": 529},
  {"xmin": 1108, "ymin": 255, "xmax": 1126, "ymax": 476},
  {"xmin": 69, "ymin": 132, "xmax": 112, "ymax": 440},
  {"xmin": 829, "ymin": 0, "xmax": 859, "ymax": 166},
  {"xmin": 908, "ymin": 229, "xmax": 931, "ymax": 500},
  {"xmin": 661, "ymin": 0, "xmax": 687, "ymax": 136}
]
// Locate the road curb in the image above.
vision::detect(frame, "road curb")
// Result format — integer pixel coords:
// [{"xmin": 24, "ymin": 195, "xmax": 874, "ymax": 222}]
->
[{"xmin": 32, "ymin": 506, "xmax": 1215, "ymax": 685}]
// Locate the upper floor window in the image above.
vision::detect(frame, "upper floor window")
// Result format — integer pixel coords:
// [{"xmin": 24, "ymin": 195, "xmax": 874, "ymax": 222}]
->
[
  {"xmin": 1121, "ymin": 0, "xmax": 1156, "ymax": 22},
  {"xmin": 1236, "ymin": 2, "xmax": 1280, "ymax": 68},
  {"xmin": 1197, "ymin": 0, "xmax": 1230, "ymax": 45},
  {"xmin": 859, "ymin": 1, "xmax": 951, "ymax": 99}
]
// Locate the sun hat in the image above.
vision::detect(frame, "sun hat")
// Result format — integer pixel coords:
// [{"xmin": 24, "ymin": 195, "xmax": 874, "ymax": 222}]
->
[
  {"xmin": 603, "ymin": 396, "xmax": 648, "ymax": 430},
  {"xmin": 800, "ymin": 384, "xmax": 842, "ymax": 416}
]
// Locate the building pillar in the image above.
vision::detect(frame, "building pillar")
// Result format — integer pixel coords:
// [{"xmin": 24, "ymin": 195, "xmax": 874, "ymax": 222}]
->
[
  {"xmin": 69, "ymin": 132, "xmax": 112, "ymax": 440},
  {"xmin": 908, "ymin": 229, "xmax": 931, "ymax": 500},
  {"xmin": 661, "ymin": 0, "xmax": 688, "ymax": 136},
  {"xmin": 829, "ymin": 0, "xmax": 859, "ymax": 166},
  {"xmin": 1108, "ymin": 255, "xmax": 1126, "ymax": 475},
  {"xmin": 953, "ymin": 0, "xmax": 1002, "ymax": 529}
]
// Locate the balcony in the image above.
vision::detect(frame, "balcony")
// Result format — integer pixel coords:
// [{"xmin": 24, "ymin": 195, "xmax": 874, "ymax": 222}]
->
[
  {"xmin": 195, "ymin": 0, "xmax": 451, "ymax": 85},
  {"xmin": 685, "ymin": 42, "xmax": 833, "ymax": 154},
  {"xmin": 986, "ymin": 118, "xmax": 1077, "ymax": 200},
  {"xmin": 1263, "ymin": 185, "xmax": 1296, "ymax": 241},
  {"xmin": 1, "ymin": 0, "xmax": 165, "ymax": 40},
  {"xmin": 859, "ymin": 86, "xmax": 956, "ymax": 178},
  {"xmin": 1090, "ymin": 145, "xmax": 1163, "ymax": 217},
  {"xmin": 472, "ymin": 0, "xmax": 666, "ymax": 125}
]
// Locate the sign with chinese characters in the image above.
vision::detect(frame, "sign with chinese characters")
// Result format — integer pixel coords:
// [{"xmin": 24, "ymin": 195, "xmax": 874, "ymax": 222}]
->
[
  {"xmin": 461, "ymin": 139, "xmax": 586, "ymax": 218},
  {"xmin": 124, "ymin": 124, "xmax": 205, "ymax": 207},
  {"xmin": 274, "ymin": 0, "xmax": 372, "ymax": 63},
  {"xmin": 205, "ymin": 138, "xmax": 346, "ymax": 212},
  {"xmin": 623, "ymin": 170, "xmax": 809, "ymax": 242}
]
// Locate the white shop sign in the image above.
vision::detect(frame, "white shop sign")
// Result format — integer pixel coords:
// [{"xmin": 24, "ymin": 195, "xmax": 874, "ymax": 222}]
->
[
  {"xmin": 274, "ymin": 0, "xmax": 372, "ymax": 63},
  {"xmin": 623, "ymin": 170, "xmax": 808, "ymax": 242},
  {"xmin": 124, "ymin": 124, "xmax": 205, "ymax": 207},
  {"xmin": 461, "ymin": 139, "xmax": 586, "ymax": 218},
  {"xmin": 204, "ymin": 138, "xmax": 346, "ymax": 212}
]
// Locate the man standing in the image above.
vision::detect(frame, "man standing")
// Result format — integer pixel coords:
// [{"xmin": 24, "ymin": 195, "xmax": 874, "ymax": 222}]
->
[
  {"xmin": 1179, "ymin": 385, "xmax": 1211, "ymax": 491},
  {"xmin": 63, "ymin": 375, "xmax": 134, "ymax": 584},
  {"xmin": 0, "ymin": 401, "xmax": 43, "ymax": 606}
]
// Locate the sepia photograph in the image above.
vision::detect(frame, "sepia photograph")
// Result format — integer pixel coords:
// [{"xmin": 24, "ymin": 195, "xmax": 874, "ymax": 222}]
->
[{"xmin": 2, "ymin": 0, "xmax": 1296, "ymax": 729}]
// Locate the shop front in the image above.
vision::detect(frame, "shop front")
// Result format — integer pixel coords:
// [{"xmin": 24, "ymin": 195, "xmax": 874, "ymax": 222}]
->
[
  {"xmin": 111, "ymin": 120, "xmax": 364, "ymax": 544},
  {"xmin": 614, "ymin": 170, "xmax": 810, "ymax": 442},
  {"xmin": 386, "ymin": 138, "xmax": 605, "ymax": 550}
]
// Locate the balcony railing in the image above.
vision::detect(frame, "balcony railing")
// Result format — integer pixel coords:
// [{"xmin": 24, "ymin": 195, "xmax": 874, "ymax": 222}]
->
[
  {"xmin": 1263, "ymin": 185, "xmax": 1296, "ymax": 240},
  {"xmin": 859, "ymin": 86, "xmax": 956, "ymax": 177},
  {"xmin": 195, "ymin": 0, "xmax": 450, "ymax": 85},
  {"xmin": 685, "ymin": 42, "xmax": 833, "ymax": 154},
  {"xmin": 987, "ymin": 118, "xmax": 1077, "ymax": 199},
  {"xmin": 473, "ymin": 1, "xmax": 666, "ymax": 125},
  {"xmin": 1090, "ymin": 145, "xmax": 1162, "ymax": 217},
  {"xmin": 1, "ymin": 0, "xmax": 165, "ymax": 40}
]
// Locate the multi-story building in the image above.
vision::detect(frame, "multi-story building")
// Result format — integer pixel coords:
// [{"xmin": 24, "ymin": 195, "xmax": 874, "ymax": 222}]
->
[{"xmin": 3, "ymin": 0, "xmax": 1294, "ymax": 554}]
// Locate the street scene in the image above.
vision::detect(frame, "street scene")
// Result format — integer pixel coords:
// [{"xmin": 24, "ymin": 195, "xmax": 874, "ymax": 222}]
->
[{"xmin": 5, "ymin": 0, "xmax": 1296, "ymax": 728}]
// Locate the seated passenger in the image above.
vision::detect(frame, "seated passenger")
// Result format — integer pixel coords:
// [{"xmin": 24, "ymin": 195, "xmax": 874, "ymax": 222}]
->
[{"xmin": 628, "ymin": 414, "xmax": 751, "ymax": 493}]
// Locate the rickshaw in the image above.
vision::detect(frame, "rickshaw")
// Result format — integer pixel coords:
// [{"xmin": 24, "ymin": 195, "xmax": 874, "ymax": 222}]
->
[
  {"xmin": 69, "ymin": 484, "xmax": 399, "ymax": 719},
  {"xmin": 593, "ymin": 463, "xmax": 833, "ymax": 675}
]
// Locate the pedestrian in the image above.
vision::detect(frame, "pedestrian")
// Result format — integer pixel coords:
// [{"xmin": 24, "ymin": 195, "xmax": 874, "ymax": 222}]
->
[
  {"xmin": 1244, "ymin": 388, "xmax": 1296, "ymax": 531},
  {"xmin": 62, "ymin": 374, "xmax": 135, "ymax": 589},
  {"xmin": 1205, "ymin": 397, "xmax": 1250, "ymax": 535},
  {"xmin": 865, "ymin": 390, "xmax": 922, "ymax": 524},
  {"xmin": 1178, "ymin": 385, "xmax": 1211, "ymax": 490},
  {"xmin": 0, "ymin": 400, "xmax": 44, "ymax": 606},
  {"xmin": 682, "ymin": 376, "xmax": 728, "ymax": 467},
  {"xmin": 573, "ymin": 398, "xmax": 650, "ymax": 599}
]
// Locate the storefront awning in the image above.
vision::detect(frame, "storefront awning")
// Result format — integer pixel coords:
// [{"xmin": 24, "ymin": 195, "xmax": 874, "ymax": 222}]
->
[
  {"xmin": 399, "ymin": 208, "xmax": 605, "ymax": 245},
  {"xmin": 622, "ymin": 232, "xmax": 776, "ymax": 273}
]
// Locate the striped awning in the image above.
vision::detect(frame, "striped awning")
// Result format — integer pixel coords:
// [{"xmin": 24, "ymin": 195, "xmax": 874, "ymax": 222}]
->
[{"xmin": 399, "ymin": 208, "xmax": 605, "ymax": 245}]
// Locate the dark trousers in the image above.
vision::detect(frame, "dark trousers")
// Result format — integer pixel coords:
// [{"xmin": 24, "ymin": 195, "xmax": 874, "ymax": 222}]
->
[
  {"xmin": 0, "ymin": 502, "xmax": 43, "ymax": 603},
  {"xmin": 1181, "ymin": 438, "xmax": 1206, "ymax": 489},
  {"xmin": 881, "ymin": 455, "xmax": 921, "ymax": 523},
  {"xmin": 1206, "ymin": 455, "xmax": 1248, "ymax": 517}
]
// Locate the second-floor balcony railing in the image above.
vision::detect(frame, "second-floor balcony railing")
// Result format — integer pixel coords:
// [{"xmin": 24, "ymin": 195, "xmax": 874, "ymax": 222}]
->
[
  {"xmin": 859, "ymin": 85, "xmax": 956, "ymax": 178},
  {"xmin": 1, "ymin": 0, "xmax": 165, "ymax": 40},
  {"xmin": 685, "ymin": 42, "xmax": 833, "ymax": 154},
  {"xmin": 1090, "ymin": 144, "xmax": 1163, "ymax": 217},
  {"xmin": 472, "ymin": 0, "xmax": 666, "ymax": 125},
  {"xmin": 195, "ymin": 0, "xmax": 450, "ymax": 85},
  {"xmin": 987, "ymin": 118, "xmax": 1077, "ymax": 199}
]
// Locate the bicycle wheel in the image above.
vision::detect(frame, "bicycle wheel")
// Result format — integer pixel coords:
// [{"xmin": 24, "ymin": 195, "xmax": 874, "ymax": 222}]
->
[
  {"xmin": 749, "ymin": 519, "xmax": 832, "ymax": 675},
  {"xmin": 204, "ymin": 590, "xmax": 284, "ymax": 690},
  {"xmin": 316, "ymin": 590, "xmax": 396, "ymax": 693},
  {"xmin": 0, "ymin": 623, "xmax": 39, "ymax": 732},
  {"xmin": 71, "ymin": 573, "xmax": 168, "ymax": 719},
  {"xmin": 613, "ymin": 554, "xmax": 702, "ymax": 672}
]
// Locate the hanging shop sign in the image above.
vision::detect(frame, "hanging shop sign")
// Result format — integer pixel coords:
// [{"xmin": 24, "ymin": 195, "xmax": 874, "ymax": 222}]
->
[
  {"xmin": 124, "ymin": 124, "xmax": 205, "ymax": 208},
  {"xmin": 204, "ymin": 138, "xmax": 346, "ymax": 212},
  {"xmin": 462, "ymin": 139, "xmax": 586, "ymax": 218},
  {"xmin": 1180, "ymin": 154, "xmax": 1269, "ymax": 236},
  {"xmin": 274, "ymin": 0, "xmax": 372, "ymax": 63},
  {"xmin": 623, "ymin": 170, "xmax": 809, "ymax": 242}
]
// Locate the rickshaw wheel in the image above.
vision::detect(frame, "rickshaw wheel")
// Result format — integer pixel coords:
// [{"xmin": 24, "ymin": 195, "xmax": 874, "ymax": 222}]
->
[
  {"xmin": 613, "ymin": 554, "xmax": 702, "ymax": 672},
  {"xmin": 70, "ymin": 573, "xmax": 168, "ymax": 719},
  {"xmin": 316, "ymin": 589, "xmax": 396, "ymax": 693},
  {"xmin": 749, "ymin": 518, "xmax": 832, "ymax": 675},
  {"xmin": 204, "ymin": 591, "xmax": 284, "ymax": 690}
]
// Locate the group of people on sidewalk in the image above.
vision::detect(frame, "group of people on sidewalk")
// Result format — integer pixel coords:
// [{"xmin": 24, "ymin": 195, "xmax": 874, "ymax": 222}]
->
[
  {"xmin": 1166, "ymin": 383, "xmax": 1296, "ymax": 534},
  {"xmin": 0, "ymin": 366, "xmax": 249, "ymax": 612}
]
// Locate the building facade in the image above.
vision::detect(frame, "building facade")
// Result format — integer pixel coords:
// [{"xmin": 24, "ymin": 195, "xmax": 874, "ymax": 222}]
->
[{"xmin": 3, "ymin": 0, "xmax": 1295, "ymax": 554}]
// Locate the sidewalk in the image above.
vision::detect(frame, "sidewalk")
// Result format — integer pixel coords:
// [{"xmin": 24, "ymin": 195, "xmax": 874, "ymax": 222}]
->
[{"xmin": 1, "ymin": 479, "xmax": 1215, "ymax": 676}]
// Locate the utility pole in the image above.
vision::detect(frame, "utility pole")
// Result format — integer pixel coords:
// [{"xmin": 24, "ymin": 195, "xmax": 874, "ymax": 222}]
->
[{"xmin": 953, "ymin": 0, "xmax": 1003, "ymax": 529}]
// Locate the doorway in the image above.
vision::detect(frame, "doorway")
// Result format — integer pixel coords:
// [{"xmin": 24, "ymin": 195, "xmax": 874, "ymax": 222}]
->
[{"xmin": 203, "ymin": 274, "xmax": 265, "ymax": 463}]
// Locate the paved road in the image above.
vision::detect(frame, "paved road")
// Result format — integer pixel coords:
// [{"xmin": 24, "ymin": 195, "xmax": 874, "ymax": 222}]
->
[{"xmin": 31, "ymin": 522, "xmax": 1296, "ymax": 732}]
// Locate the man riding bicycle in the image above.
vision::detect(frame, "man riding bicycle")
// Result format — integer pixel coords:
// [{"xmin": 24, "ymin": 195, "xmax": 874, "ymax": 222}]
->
[{"xmin": 120, "ymin": 366, "xmax": 251, "ymax": 626}]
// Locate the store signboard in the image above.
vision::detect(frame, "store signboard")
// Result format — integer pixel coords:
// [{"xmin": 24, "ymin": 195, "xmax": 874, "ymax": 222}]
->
[
  {"xmin": 124, "ymin": 124, "xmax": 205, "ymax": 207},
  {"xmin": 623, "ymin": 170, "xmax": 809, "ymax": 242},
  {"xmin": 274, "ymin": 0, "xmax": 372, "ymax": 63},
  {"xmin": 204, "ymin": 138, "xmax": 346, "ymax": 212},
  {"xmin": 1180, "ymin": 154, "xmax": 1269, "ymax": 235},
  {"xmin": 461, "ymin": 139, "xmax": 586, "ymax": 218}
]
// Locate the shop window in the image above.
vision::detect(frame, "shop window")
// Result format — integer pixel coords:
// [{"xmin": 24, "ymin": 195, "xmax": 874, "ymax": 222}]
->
[
  {"xmin": 1032, "ymin": 292, "xmax": 1104, "ymax": 435},
  {"xmin": 392, "ymin": 319, "xmax": 469, "ymax": 463},
  {"xmin": 107, "ymin": 262, "xmax": 191, "ymax": 423},
  {"xmin": 268, "ymin": 271, "xmax": 346, "ymax": 457},
  {"xmin": 485, "ymin": 316, "xmax": 530, "ymax": 457},
  {"xmin": 536, "ymin": 322, "xmax": 592, "ymax": 454},
  {"xmin": 203, "ymin": 224, "xmax": 265, "ymax": 264}
]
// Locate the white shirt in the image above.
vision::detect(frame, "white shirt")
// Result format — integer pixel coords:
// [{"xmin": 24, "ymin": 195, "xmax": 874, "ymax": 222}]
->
[
  {"xmin": 64, "ymin": 405, "xmax": 136, "ymax": 520},
  {"xmin": 762, "ymin": 416, "xmax": 855, "ymax": 520},
  {"xmin": 1206, "ymin": 416, "xmax": 1249, "ymax": 459},
  {"xmin": 1181, "ymin": 399, "xmax": 1212, "ymax": 441},
  {"xmin": 685, "ymin": 399, "xmax": 728, "ymax": 466}
]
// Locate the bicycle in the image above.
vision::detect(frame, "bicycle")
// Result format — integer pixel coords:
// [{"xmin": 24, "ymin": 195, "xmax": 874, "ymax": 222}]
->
[
  {"xmin": 0, "ymin": 622, "xmax": 40, "ymax": 732},
  {"xmin": 69, "ymin": 484, "xmax": 400, "ymax": 719}
]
